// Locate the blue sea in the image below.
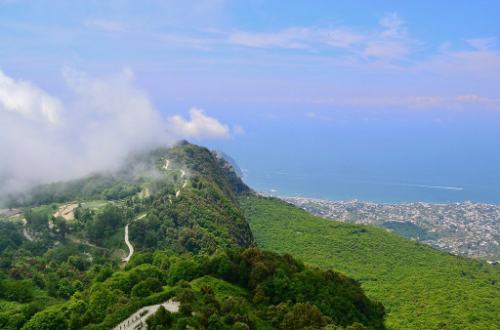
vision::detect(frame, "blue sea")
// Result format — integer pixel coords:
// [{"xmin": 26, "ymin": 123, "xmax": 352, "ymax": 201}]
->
[
  {"xmin": 242, "ymin": 170, "xmax": 500, "ymax": 204},
  {"xmin": 205, "ymin": 106, "xmax": 500, "ymax": 204}
]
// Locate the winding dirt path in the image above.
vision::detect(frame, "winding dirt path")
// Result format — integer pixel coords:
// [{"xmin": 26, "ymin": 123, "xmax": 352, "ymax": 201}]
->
[
  {"xmin": 122, "ymin": 224, "xmax": 134, "ymax": 263},
  {"xmin": 21, "ymin": 219, "xmax": 34, "ymax": 242},
  {"xmin": 176, "ymin": 169, "xmax": 187, "ymax": 198},
  {"xmin": 122, "ymin": 213, "xmax": 147, "ymax": 263}
]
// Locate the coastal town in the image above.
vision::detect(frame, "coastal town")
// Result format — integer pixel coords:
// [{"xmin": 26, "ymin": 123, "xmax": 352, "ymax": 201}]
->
[{"xmin": 283, "ymin": 197, "xmax": 500, "ymax": 261}]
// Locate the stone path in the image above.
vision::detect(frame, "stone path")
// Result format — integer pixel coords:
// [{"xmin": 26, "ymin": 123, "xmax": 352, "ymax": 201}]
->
[{"xmin": 111, "ymin": 299, "xmax": 179, "ymax": 330}]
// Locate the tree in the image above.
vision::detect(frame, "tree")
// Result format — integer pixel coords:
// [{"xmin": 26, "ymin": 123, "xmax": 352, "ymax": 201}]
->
[
  {"xmin": 281, "ymin": 303, "xmax": 330, "ymax": 330},
  {"xmin": 24, "ymin": 209, "xmax": 48, "ymax": 232},
  {"xmin": 87, "ymin": 205, "xmax": 127, "ymax": 241},
  {"xmin": 0, "ymin": 279, "xmax": 34, "ymax": 303},
  {"xmin": 52, "ymin": 216, "xmax": 68, "ymax": 240},
  {"xmin": 131, "ymin": 278, "xmax": 163, "ymax": 297},
  {"xmin": 74, "ymin": 206, "xmax": 94, "ymax": 227},
  {"xmin": 146, "ymin": 306, "xmax": 173, "ymax": 329},
  {"xmin": 21, "ymin": 309, "xmax": 67, "ymax": 330}
]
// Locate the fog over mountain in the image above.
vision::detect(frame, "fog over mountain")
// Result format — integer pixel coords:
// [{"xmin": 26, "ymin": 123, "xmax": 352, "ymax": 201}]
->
[{"xmin": 0, "ymin": 68, "xmax": 231, "ymax": 196}]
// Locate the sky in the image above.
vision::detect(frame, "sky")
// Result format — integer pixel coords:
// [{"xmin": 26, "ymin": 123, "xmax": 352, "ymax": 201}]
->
[{"xmin": 1, "ymin": 1, "xmax": 500, "ymax": 202}]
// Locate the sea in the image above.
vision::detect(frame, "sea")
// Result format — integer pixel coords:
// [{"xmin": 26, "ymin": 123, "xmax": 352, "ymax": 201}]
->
[
  {"xmin": 243, "ymin": 169, "xmax": 500, "ymax": 204},
  {"xmin": 206, "ymin": 106, "xmax": 500, "ymax": 204}
]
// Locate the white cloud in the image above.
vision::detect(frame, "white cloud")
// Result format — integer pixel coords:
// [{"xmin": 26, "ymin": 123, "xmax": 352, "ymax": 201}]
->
[
  {"xmin": 379, "ymin": 12, "xmax": 406, "ymax": 38},
  {"xmin": 324, "ymin": 29, "xmax": 365, "ymax": 48},
  {"xmin": 417, "ymin": 47, "xmax": 500, "ymax": 80},
  {"xmin": 363, "ymin": 40, "xmax": 410, "ymax": 59},
  {"xmin": 0, "ymin": 69, "xmax": 233, "ymax": 195},
  {"xmin": 84, "ymin": 19, "xmax": 125, "ymax": 32},
  {"xmin": 167, "ymin": 108, "xmax": 230, "ymax": 139},
  {"xmin": 362, "ymin": 13, "xmax": 413, "ymax": 59},
  {"xmin": 227, "ymin": 28, "xmax": 311, "ymax": 49},
  {"xmin": 225, "ymin": 13, "xmax": 413, "ymax": 61},
  {"xmin": 466, "ymin": 37, "xmax": 496, "ymax": 51},
  {"xmin": 0, "ymin": 70, "xmax": 62, "ymax": 124},
  {"xmin": 227, "ymin": 27, "xmax": 364, "ymax": 50},
  {"xmin": 313, "ymin": 94, "xmax": 500, "ymax": 110}
]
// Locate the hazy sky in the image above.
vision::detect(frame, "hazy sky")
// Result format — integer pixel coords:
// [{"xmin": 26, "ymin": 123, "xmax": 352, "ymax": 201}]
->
[
  {"xmin": 1, "ymin": 0, "xmax": 499, "ymax": 111},
  {"xmin": 1, "ymin": 1, "xmax": 500, "ymax": 201}
]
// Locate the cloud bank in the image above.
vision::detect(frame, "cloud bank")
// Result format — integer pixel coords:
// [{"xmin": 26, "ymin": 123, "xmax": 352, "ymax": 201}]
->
[{"xmin": 0, "ymin": 69, "xmax": 231, "ymax": 195}]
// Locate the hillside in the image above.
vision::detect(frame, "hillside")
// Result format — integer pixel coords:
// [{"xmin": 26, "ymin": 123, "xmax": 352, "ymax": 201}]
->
[
  {"xmin": 239, "ymin": 196, "xmax": 500, "ymax": 330},
  {"xmin": 0, "ymin": 143, "xmax": 385, "ymax": 330},
  {"xmin": 15, "ymin": 248, "xmax": 385, "ymax": 330},
  {"xmin": 4, "ymin": 142, "xmax": 254, "ymax": 251},
  {"xmin": 2, "ymin": 142, "xmax": 498, "ymax": 329}
]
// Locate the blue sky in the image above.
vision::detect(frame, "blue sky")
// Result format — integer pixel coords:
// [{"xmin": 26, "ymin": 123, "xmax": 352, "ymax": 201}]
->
[
  {"xmin": 1, "ymin": 1, "xmax": 500, "ymax": 201},
  {"xmin": 1, "ymin": 0, "xmax": 499, "ymax": 111}
]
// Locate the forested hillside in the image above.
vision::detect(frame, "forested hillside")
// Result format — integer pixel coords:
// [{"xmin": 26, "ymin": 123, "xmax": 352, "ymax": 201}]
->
[
  {"xmin": 2, "ymin": 142, "xmax": 498, "ymax": 329},
  {"xmin": 16, "ymin": 248, "xmax": 384, "ymax": 330},
  {"xmin": 240, "ymin": 196, "xmax": 500, "ymax": 330},
  {"xmin": 0, "ymin": 143, "xmax": 385, "ymax": 330}
]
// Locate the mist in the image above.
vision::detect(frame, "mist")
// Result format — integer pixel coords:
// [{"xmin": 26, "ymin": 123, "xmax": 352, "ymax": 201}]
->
[{"xmin": 0, "ymin": 68, "xmax": 231, "ymax": 197}]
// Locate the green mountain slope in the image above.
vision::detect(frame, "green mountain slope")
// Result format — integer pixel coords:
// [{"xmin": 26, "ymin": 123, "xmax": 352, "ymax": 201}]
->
[
  {"xmin": 18, "ymin": 248, "xmax": 385, "ymax": 330},
  {"xmin": 128, "ymin": 142, "xmax": 254, "ymax": 251},
  {"xmin": 240, "ymin": 196, "xmax": 500, "ymax": 330},
  {"xmin": 0, "ymin": 143, "xmax": 385, "ymax": 330}
]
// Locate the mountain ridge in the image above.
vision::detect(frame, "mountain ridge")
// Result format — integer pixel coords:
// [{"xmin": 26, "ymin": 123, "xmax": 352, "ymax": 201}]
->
[{"xmin": 0, "ymin": 142, "xmax": 385, "ymax": 330}]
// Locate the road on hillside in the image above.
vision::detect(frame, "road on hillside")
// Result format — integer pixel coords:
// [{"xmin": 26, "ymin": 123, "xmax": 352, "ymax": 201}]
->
[
  {"xmin": 176, "ymin": 169, "xmax": 187, "ymax": 197},
  {"xmin": 122, "ymin": 224, "xmax": 134, "ymax": 263},
  {"xmin": 112, "ymin": 299, "xmax": 179, "ymax": 330}
]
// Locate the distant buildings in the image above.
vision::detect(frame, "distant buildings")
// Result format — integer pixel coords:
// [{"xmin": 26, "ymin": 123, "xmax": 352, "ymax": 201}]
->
[{"xmin": 283, "ymin": 197, "xmax": 500, "ymax": 260}]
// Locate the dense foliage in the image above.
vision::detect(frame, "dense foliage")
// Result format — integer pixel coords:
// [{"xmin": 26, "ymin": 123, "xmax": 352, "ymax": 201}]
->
[
  {"xmin": 0, "ymin": 219, "xmax": 113, "ymax": 329},
  {"xmin": 4, "ymin": 142, "xmax": 497, "ymax": 329},
  {"xmin": 16, "ymin": 248, "xmax": 384, "ymax": 330},
  {"xmin": 4, "ymin": 174, "xmax": 143, "ymax": 207},
  {"xmin": 0, "ymin": 142, "xmax": 259, "ymax": 329},
  {"xmin": 240, "ymin": 196, "xmax": 500, "ymax": 330}
]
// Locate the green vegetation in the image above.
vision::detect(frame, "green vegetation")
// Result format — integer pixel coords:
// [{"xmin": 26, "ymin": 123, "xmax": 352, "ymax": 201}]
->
[
  {"xmin": 240, "ymin": 196, "xmax": 500, "ymax": 330},
  {"xmin": 1, "ymin": 143, "xmax": 383, "ymax": 329},
  {"xmin": 17, "ymin": 248, "xmax": 383, "ymax": 330},
  {"xmin": 381, "ymin": 221, "xmax": 437, "ymax": 241},
  {"xmin": 125, "ymin": 143, "xmax": 254, "ymax": 252},
  {"xmin": 2, "ymin": 141, "xmax": 498, "ymax": 329},
  {"xmin": 5, "ymin": 174, "xmax": 143, "ymax": 207}
]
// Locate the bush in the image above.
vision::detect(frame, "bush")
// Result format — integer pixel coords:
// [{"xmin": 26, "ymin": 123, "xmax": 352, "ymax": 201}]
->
[
  {"xmin": 0, "ymin": 279, "xmax": 34, "ymax": 303},
  {"xmin": 146, "ymin": 306, "xmax": 173, "ymax": 329},
  {"xmin": 281, "ymin": 303, "xmax": 330, "ymax": 330},
  {"xmin": 131, "ymin": 278, "xmax": 163, "ymax": 298},
  {"xmin": 232, "ymin": 322, "xmax": 250, "ymax": 330},
  {"xmin": 21, "ymin": 309, "xmax": 67, "ymax": 330}
]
